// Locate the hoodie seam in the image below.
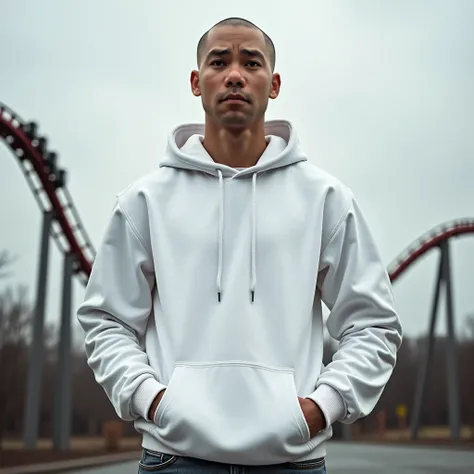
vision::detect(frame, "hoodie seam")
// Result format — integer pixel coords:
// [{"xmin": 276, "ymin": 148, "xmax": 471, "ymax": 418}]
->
[
  {"xmin": 162, "ymin": 153, "xmax": 218, "ymax": 175},
  {"xmin": 175, "ymin": 360, "xmax": 295, "ymax": 373},
  {"xmin": 117, "ymin": 200, "xmax": 153, "ymax": 261},
  {"xmin": 320, "ymin": 203, "xmax": 352, "ymax": 258}
]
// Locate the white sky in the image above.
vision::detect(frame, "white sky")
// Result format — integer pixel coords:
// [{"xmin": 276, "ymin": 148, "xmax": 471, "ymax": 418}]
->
[{"xmin": 1, "ymin": 0, "xmax": 473, "ymax": 342}]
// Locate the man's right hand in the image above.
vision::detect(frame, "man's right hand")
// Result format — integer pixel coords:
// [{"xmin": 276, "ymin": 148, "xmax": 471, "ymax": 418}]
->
[{"xmin": 148, "ymin": 389, "xmax": 166, "ymax": 421}]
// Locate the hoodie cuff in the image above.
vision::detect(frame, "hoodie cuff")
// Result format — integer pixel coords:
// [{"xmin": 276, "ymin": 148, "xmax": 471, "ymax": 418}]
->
[
  {"xmin": 131, "ymin": 378, "xmax": 166, "ymax": 421},
  {"xmin": 306, "ymin": 383, "xmax": 346, "ymax": 427}
]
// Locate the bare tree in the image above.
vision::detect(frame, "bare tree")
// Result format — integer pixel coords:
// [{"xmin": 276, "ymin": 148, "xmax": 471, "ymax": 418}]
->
[
  {"xmin": 0, "ymin": 251, "xmax": 16, "ymax": 280},
  {"xmin": 464, "ymin": 312, "xmax": 474, "ymax": 340},
  {"xmin": 0, "ymin": 285, "xmax": 32, "ymax": 444},
  {"xmin": 0, "ymin": 251, "xmax": 33, "ymax": 444},
  {"xmin": 0, "ymin": 286, "xmax": 31, "ymax": 346}
]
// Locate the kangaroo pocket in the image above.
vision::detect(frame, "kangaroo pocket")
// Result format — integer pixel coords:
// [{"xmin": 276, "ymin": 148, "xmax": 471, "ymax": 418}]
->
[{"xmin": 152, "ymin": 362, "xmax": 312, "ymax": 465}]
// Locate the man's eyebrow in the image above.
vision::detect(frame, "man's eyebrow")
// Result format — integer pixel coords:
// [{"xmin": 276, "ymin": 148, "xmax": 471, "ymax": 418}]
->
[
  {"xmin": 205, "ymin": 48, "xmax": 266, "ymax": 62},
  {"xmin": 241, "ymin": 48, "xmax": 266, "ymax": 61},
  {"xmin": 205, "ymin": 48, "xmax": 231, "ymax": 61}
]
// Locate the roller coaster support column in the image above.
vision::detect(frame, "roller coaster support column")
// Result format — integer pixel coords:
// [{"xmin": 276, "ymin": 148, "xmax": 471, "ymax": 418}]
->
[
  {"xmin": 53, "ymin": 252, "xmax": 75, "ymax": 450},
  {"xmin": 410, "ymin": 240, "xmax": 460, "ymax": 441},
  {"xmin": 24, "ymin": 209, "xmax": 54, "ymax": 449},
  {"xmin": 442, "ymin": 240, "xmax": 461, "ymax": 440}
]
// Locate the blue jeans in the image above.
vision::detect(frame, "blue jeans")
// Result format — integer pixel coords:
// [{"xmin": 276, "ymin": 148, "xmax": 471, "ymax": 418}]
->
[{"xmin": 138, "ymin": 449, "xmax": 327, "ymax": 473}]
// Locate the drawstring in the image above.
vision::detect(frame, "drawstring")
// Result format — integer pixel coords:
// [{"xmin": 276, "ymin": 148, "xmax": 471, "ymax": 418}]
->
[
  {"xmin": 215, "ymin": 170, "xmax": 257, "ymax": 303},
  {"xmin": 216, "ymin": 170, "xmax": 224, "ymax": 302},
  {"xmin": 250, "ymin": 173, "xmax": 257, "ymax": 302}
]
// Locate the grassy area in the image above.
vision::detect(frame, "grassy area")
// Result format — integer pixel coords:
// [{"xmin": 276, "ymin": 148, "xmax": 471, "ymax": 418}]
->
[
  {"xmin": 1, "ymin": 436, "xmax": 141, "ymax": 451},
  {"xmin": 351, "ymin": 424, "xmax": 474, "ymax": 445},
  {"xmin": 0, "ymin": 437, "xmax": 141, "ymax": 468},
  {"xmin": 386, "ymin": 425, "xmax": 473, "ymax": 440}
]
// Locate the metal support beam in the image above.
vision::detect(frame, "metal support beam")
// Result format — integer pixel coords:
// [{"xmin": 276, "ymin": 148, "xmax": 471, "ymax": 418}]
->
[
  {"xmin": 441, "ymin": 240, "xmax": 461, "ymax": 440},
  {"xmin": 53, "ymin": 252, "xmax": 75, "ymax": 450},
  {"xmin": 410, "ymin": 241, "xmax": 461, "ymax": 441},
  {"xmin": 410, "ymin": 248, "xmax": 443, "ymax": 440},
  {"xmin": 24, "ymin": 210, "xmax": 54, "ymax": 449}
]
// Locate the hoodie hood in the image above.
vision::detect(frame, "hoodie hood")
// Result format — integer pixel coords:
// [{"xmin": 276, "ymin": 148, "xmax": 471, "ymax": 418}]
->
[
  {"xmin": 159, "ymin": 119, "xmax": 308, "ymax": 177},
  {"xmin": 159, "ymin": 120, "xmax": 308, "ymax": 303}
]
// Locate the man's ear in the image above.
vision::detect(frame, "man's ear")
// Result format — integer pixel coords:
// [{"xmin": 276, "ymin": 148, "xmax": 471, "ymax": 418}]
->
[
  {"xmin": 269, "ymin": 72, "xmax": 281, "ymax": 100},
  {"xmin": 190, "ymin": 70, "xmax": 201, "ymax": 97}
]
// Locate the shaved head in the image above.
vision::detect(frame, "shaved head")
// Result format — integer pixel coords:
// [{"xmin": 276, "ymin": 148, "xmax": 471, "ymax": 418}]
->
[{"xmin": 197, "ymin": 17, "xmax": 276, "ymax": 71}]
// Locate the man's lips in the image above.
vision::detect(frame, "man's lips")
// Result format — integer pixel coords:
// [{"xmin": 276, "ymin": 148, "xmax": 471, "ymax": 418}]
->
[{"xmin": 221, "ymin": 94, "xmax": 250, "ymax": 103}]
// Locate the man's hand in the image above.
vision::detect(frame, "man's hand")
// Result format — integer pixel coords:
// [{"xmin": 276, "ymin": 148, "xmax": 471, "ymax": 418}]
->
[
  {"xmin": 298, "ymin": 397, "xmax": 326, "ymax": 437},
  {"xmin": 148, "ymin": 389, "xmax": 166, "ymax": 421}
]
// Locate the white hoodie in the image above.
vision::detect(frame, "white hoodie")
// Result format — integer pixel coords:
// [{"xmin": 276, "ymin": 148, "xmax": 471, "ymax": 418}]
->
[{"xmin": 77, "ymin": 120, "xmax": 402, "ymax": 466}]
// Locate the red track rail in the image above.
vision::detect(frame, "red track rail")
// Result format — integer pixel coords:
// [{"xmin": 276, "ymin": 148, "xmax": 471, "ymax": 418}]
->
[
  {"xmin": 0, "ymin": 102, "xmax": 94, "ymax": 284},
  {"xmin": 1, "ymin": 101, "xmax": 473, "ymax": 288},
  {"xmin": 388, "ymin": 219, "xmax": 474, "ymax": 282}
]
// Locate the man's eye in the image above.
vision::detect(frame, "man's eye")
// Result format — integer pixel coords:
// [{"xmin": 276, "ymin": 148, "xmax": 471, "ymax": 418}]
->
[
  {"xmin": 247, "ymin": 61, "xmax": 261, "ymax": 67},
  {"xmin": 211, "ymin": 60, "xmax": 225, "ymax": 67}
]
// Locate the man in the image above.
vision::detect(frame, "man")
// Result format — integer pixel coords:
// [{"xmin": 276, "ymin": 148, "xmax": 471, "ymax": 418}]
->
[{"xmin": 77, "ymin": 17, "xmax": 402, "ymax": 473}]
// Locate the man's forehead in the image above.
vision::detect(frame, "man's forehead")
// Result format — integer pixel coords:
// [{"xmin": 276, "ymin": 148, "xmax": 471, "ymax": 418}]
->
[{"xmin": 206, "ymin": 25, "xmax": 266, "ymax": 50}]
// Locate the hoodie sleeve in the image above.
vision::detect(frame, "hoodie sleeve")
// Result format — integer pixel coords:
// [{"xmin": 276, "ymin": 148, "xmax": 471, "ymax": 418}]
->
[
  {"xmin": 76, "ymin": 200, "xmax": 165, "ymax": 422},
  {"xmin": 307, "ymin": 194, "xmax": 402, "ymax": 427}
]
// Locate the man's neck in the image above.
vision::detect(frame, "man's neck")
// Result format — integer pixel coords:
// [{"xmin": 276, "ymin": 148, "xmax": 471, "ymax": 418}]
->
[{"xmin": 202, "ymin": 120, "xmax": 268, "ymax": 168}]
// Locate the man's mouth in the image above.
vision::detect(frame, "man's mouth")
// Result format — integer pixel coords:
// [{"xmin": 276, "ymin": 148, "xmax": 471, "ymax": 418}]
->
[{"xmin": 222, "ymin": 94, "xmax": 249, "ymax": 103}]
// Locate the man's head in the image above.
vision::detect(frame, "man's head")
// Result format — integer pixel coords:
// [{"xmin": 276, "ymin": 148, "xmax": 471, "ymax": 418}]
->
[{"xmin": 190, "ymin": 17, "xmax": 281, "ymax": 131}]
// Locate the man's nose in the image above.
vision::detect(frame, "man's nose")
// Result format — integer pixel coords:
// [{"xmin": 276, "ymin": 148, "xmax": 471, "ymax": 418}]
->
[{"xmin": 225, "ymin": 65, "xmax": 246, "ymax": 87}]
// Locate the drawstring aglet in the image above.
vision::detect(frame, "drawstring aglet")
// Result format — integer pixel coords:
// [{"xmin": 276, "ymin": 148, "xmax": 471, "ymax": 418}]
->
[
  {"xmin": 251, "ymin": 290, "xmax": 255, "ymax": 303},
  {"xmin": 218, "ymin": 291, "xmax": 221, "ymax": 303}
]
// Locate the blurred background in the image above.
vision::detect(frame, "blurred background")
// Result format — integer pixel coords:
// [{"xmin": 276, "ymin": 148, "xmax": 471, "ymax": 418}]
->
[{"xmin": 0, "ymin": 0, "xmax": 473, "ymax": 471}]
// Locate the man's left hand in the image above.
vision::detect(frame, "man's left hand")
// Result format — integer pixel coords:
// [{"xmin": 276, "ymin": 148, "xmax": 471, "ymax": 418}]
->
[{"xmin": 298, "ymin": 397, "xmax": 327, "ymax": 438}]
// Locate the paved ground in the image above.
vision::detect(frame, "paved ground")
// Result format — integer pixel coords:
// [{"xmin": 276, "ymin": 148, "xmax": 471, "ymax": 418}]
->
[{"xmin": 67, "ymin": 442, "xmax": 474, "ymax": 474}]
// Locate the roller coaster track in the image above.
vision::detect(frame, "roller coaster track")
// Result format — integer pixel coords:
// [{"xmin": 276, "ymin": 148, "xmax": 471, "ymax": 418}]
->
[
  {"xmin": 388, "ymin": 218, "xmax": 474, "ymax": 282},
  {"xmin": 0, "ymin": 102, "xmax": 95, "ymax": 285},
  {"xmin": 1, "ymin": 100, "xmax": 473, "ymax": 284}
]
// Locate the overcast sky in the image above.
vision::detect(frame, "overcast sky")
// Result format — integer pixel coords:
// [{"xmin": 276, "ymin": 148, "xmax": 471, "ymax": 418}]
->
[{"xmin": 1, "ymin": 0, "xmax": 473, "ymax": 342}]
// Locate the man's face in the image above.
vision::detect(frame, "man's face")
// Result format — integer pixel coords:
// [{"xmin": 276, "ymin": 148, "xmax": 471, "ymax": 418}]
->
[{"xmin": 191, "ymin": 26, "xmax": 281, "ymax": 130}]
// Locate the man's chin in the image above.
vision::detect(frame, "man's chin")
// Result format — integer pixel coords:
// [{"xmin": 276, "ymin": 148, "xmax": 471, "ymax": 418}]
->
[{"xmin": 219, "ymin": 111, "xmax": 252, "ymax": 127}]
